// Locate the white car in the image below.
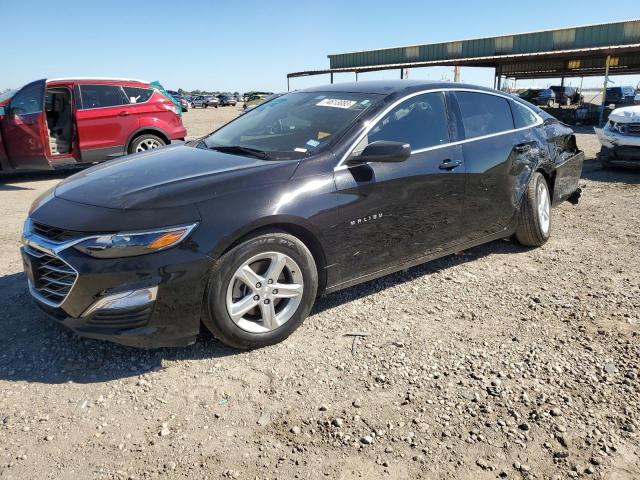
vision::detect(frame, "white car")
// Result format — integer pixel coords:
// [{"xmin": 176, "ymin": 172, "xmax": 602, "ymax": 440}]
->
[{"xmin": 596, "ymin": 105, "xmax": 640, "ymax": 167}]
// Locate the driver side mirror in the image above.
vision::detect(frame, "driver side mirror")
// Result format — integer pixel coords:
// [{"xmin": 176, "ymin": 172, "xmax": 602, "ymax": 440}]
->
[{"xmin": 347, "ymin": 140, "xmax": 411, "ymax": 165}]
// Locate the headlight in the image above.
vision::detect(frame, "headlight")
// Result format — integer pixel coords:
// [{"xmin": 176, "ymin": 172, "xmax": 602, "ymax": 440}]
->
[
  {"xmin": 614, "ymin": 123, "xmax": 628, "ymax": 135},
  {"xmin": 73, "ymin": 224, "xmax": 197, "ymax": 258}
]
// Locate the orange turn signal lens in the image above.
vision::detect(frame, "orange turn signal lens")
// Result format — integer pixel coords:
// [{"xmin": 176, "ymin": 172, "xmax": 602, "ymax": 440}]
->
[{"xmin": 148, "ymin": 229, "xmax": 188, "ymax": 250}]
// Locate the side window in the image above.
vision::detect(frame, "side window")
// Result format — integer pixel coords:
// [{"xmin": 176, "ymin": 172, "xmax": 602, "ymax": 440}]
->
[
  {"xmin": 354, "ymin": 92, "xmax": 449, "ymax": 154},
  {"xmin": 455, "ymin": 92, "xmax": 514, "ymax": 139},
  {"xmin": 79, "ymin": 85, "xmax": 128, "ymax": 109},
  {"xmin": 123, "ymin": 87, "xmax": 153, "ymax": 104},
  {"xmin": 9, "ymin": 82, "xmax": 44, "ymax": 115},
  {"xmin": 510, "ymin": 101, "xmax": 539, "ymax": 129}
]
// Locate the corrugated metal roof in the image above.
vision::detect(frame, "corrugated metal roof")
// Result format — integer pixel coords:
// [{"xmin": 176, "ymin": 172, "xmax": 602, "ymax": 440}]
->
[
  {"xmin": 327, "ymin": 20, "xmax": 640, "ymax": 70},
  {"xmin": 289, "ymin": 44, "xmax": 640, "ymax": 78}
]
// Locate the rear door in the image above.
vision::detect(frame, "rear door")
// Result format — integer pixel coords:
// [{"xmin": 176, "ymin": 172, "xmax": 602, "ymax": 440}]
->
[
  {"xmin": 75, "ymin": 84, "xmax": 139, "ymax": 162},
  {"xmin": 0, "ymin": 79, "xmax": 51, "ymax": 170},
  {"xmin": 453, "ymin": 90, "xmax": 531, "ymax": 242}
]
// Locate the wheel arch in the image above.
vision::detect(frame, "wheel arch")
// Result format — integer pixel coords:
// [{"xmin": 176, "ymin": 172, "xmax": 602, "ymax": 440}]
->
[
  {"xmin": 126, "ymin": 127, "xmax": 170, "ymax": 152},
  {"xmin": 214, "ymin": 219, "xmax": 328, "ymax": 296}
]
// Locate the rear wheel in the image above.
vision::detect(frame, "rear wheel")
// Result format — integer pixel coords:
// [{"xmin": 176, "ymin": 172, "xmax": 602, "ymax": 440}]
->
[
  {"xmin": 515, "ymin": 172, "xmax": 551, "ymax": 247},
  {"xmin": 128, "ymin": 134, "xmax": 166, "ymax": 154},
  {"xmin": 203, "ymin": 231, "xmax": 318, "ymax": 349}
]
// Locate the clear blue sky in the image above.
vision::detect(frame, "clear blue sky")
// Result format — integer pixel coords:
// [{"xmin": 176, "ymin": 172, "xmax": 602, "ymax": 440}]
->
[{"xmin": 2, "ymin": 0, "xmax": 639, "ymax": 93}]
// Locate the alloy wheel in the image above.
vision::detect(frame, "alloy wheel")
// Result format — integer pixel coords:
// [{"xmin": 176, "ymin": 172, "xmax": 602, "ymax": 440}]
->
[
  {"xmin": 226, "ymin": 252, "xmax": 304, "ymax": 333},
  {"xmin": 537, "ymin": 180, "xmax": 550, "ymax": 235},
  {"xmin": 135, "ymin": 138, "xmax": 163, "ymax": 152}
]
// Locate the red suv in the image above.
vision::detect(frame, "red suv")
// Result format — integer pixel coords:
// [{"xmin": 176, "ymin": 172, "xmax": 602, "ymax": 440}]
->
[{"xmin": 0, "ymin": 78, "xmax": 187, "ymax": 171}]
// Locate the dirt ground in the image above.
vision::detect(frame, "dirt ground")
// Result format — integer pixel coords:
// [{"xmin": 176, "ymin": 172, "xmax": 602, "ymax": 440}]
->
[{"xmin": 0, "ymin": 108, "xmax": 639, "ymax": 480}]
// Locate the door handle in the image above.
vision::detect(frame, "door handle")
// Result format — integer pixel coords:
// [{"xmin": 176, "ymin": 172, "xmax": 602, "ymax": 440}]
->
[
  {"xmin": 118, "ymin": 111, "xmax": 130, "ymax": 116},
  {"xmin": 438, "ymin": 159, "xmax": 462, "ymax": 170}
]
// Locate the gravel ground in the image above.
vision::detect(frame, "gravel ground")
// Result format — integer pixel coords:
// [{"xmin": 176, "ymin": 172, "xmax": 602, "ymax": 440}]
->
[{"xmin": 0, "ymin": 110, "xmax": 639, "ymax": 480}]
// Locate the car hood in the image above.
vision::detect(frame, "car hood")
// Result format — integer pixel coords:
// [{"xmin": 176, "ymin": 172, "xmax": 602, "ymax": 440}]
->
[
  {"xmin": 609, "ymin": 105, "xmax": 640, "ymax": 124},
  {"xmin": 55, "ymin": 144, "xmax": 299, "ymax": 210}
]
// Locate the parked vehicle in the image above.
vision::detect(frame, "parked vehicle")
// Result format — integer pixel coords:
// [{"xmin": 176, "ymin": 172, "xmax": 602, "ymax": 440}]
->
[
  {"xmin": 0, "ymin": 78, "xmax": 186, "ymax": 171},
  {"xmin": 217, "ymin": 94, "xmax": 237, "ymax": 106},
  {"xmin": 191, "ymin": 95, "xmax": 219, "ymax": 108},
  {"xmin": 604, "ymin": 86, "xmax": 636, "ymax": 106},
  {"xmin": 636, "ymin": 93, "xmax": 640, "ymax": 105},
  {"xmin": 21, "ymin": 81, "xmax": 583, "ymax": 349},
  {"xmin": 243, "ymin": 93, "xmax": 273, "ymax": 110},
  {"xmin": 596, "ymin": 105, "xmax": 640, "ymax": 167},
  {"xmin": 550, "ymin": 86, "xmax": 582, "ymax": 106},
  {"xmin": 167, "ymin": 90, "xmax": 189, "ymax": 112},
  {"xmin": 518, "ymin": 88, "xmax": 555, "ymax": 107},
  {"xmin": 240, "ymin": 93, "xmax": 285, "ymax": 115}
]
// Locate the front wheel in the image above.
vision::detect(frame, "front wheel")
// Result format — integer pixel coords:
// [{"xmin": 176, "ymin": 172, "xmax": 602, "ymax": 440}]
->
[
  {"xmin": 514, "ymin": 172, "xmax": 551, "ymax": 247},
  {"xmin": 202, "ymin": 231, "xmax": 318, "ymax": 349}
]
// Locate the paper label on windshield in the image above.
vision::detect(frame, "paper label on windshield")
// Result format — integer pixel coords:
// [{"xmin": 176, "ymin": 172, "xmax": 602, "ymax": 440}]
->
[{"xmin": 316, "ymin": 98, "xmax": 357, "ymax": 109}]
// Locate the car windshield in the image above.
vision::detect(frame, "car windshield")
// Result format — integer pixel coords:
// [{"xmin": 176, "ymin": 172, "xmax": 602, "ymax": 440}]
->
[
  {"xmin": 204, "ymin": 91, "xmax": 381, "ymax": 160},
  {"xmin": 520, "ymin": 89, "xmax": 540, "ymax": 97}
]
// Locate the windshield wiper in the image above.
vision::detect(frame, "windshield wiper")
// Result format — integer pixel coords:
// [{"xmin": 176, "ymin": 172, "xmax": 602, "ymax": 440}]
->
[{"xmin": 210, "ymin": 145, "xmax": 270, "ymax": 160}]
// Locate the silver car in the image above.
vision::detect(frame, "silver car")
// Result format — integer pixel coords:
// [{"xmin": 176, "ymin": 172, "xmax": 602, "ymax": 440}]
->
[{"xmin": 191, "ymin": 95, "xmax": 219, "ymax": 109}]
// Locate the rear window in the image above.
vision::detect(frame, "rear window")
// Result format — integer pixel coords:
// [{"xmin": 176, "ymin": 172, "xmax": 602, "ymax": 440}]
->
[
  {"xmin": 123, "ymin": 87, "xmax": 153, "ymax": 104},
  {"xmin": 455, "ymin": 92, "xmax": 514, "ymax": 139},
  {"xmin": 79, "ymin": 84, "xmax": 128, "ymax": 109},
  {"xmin": 510, "ymin": 101, "xmax": 539, "ymax": 129}
]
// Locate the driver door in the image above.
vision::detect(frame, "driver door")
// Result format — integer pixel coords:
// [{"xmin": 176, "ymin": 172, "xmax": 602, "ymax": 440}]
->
[
  {"xmin": 0, "ymin": 79, "xmax": 51, "ymax": 170},
  {"xmin": 331, "ymin": 91, "xmax": 466, "ymax": 282}
]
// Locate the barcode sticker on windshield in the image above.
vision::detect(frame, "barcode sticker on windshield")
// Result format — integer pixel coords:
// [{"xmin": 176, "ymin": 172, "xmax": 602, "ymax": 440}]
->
[{"xmin": 316, "ymin": 98, "xmax": 357, "ymax": 109}]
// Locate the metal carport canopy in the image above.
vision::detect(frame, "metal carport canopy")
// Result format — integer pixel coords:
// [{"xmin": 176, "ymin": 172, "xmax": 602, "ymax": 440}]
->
[{"xmin": 287, "ymin": 19, "xmax": 640, "ymax": 80}]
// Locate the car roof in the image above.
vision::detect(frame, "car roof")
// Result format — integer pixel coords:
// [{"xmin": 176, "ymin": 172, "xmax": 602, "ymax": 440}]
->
[
  {"xmin": 48, "ymin": 77, "xmax": 148, "ymax": 83},
  {"xmin": 296, "ymin": 80, "xmax": 498, "ymax": 96}
]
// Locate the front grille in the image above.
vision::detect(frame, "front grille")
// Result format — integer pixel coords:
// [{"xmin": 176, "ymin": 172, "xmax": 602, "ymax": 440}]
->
[
  {"xmin": 26, "ymin": 247, "xmax": 77, "ymax": 305},
  {"xmin": 627, "ymin": 123, "xmax": 640, "ymax": 136},
  {"xmin": 32, "ymin": 221, "xmax": 81, "ymax": 242}
]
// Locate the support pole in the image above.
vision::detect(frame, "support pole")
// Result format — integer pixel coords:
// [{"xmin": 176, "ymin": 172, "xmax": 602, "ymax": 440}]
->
[
  {"xmin": 599, "ymin": 55, "xmax": 611, "ymax": 126},
  {"xmin": 330, "ymin": 72, "xmax": 334, "ymax": 84},
  {"xmin": 560, "ymin": 74, "xmax": 565, "ymax": 108},
  {"xmin": 355, "ymin": 71, "xmax": 358, "ymax": 81},
  {"xmin": 453, "ymin": 66, "xmax": 460, "ymax": 82},
  {"xmin": 287, "ymin": 76, "xmax": 290, "ymax": 92},
  {"xmin": 400, "ymin": 68, "xmax": 404, "ymax": 79}
]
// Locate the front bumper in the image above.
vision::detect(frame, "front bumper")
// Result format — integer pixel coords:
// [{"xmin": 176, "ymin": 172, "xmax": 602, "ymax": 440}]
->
[
  {"xmin": 21, "ymin": 231, "xmax": 211, "ymax": 348},
  {"xmin": 596, "ymin": 126, "xmax": 640, "ymax": 149}
]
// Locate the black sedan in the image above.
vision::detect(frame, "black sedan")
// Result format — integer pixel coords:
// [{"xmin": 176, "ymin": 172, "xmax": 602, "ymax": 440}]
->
[
  {"xmin": 22, "ymin": 81, "xmax": 584, "ymax": 350},
  {"xmin": 519, "ymin": 88, "xmax": 555, "ymax": 107}
]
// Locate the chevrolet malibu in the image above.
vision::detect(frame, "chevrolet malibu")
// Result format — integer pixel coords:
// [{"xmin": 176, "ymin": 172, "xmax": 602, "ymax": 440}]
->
[{"xmin": 22, "ymin": 81, "xmax": 584, "ymax": 350}]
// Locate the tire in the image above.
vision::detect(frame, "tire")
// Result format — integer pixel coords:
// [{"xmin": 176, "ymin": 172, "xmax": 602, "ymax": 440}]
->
[
  {"xmin": 128, "ymin": 134, "xmax": 166, "ymax": 154},
  {"xmin": 514, "ymin": 172, "xmax": 551, "ymax": 247},
  {"xmin": 202, "ymin": 231, "xmax": 318, "ymax": 349},
  {"xmin": 598, "ymin": 146, "xmax": 615, "ymax": 168},
  {"xmin": 204, "ymin": 104, "xmax": 208, "ymax": 109}
]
